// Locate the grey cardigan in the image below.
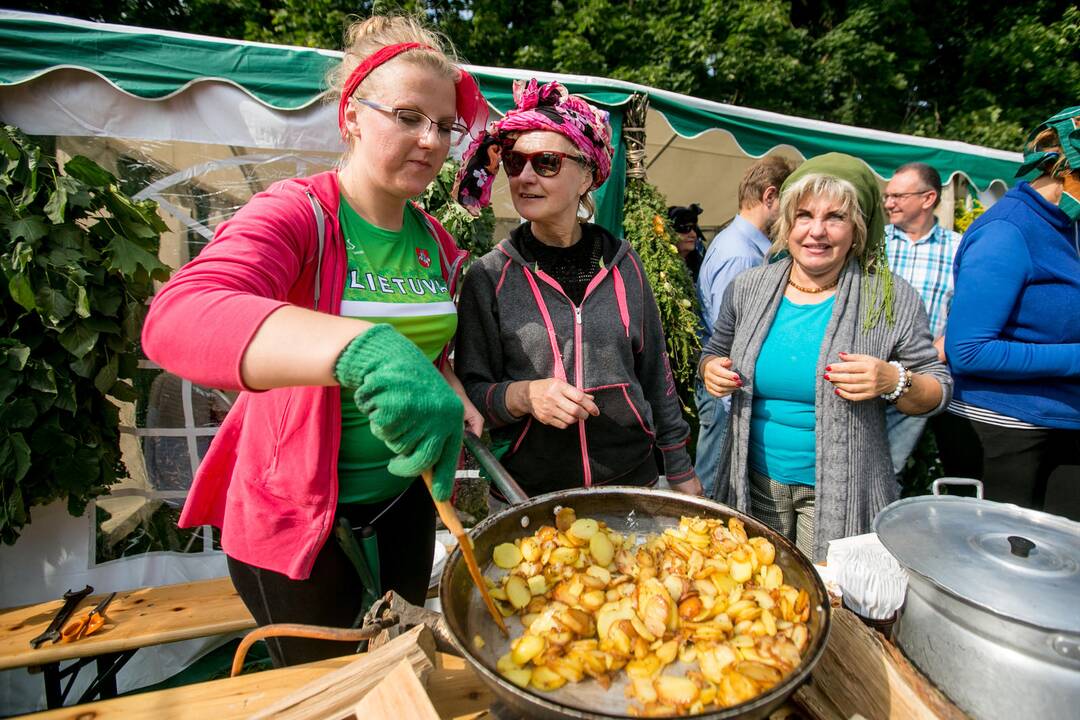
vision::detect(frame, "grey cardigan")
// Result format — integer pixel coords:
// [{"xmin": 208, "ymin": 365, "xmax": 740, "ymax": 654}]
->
[{"xmin": 701, "ymin": 256, "xmax": 952, "ymax": 560}]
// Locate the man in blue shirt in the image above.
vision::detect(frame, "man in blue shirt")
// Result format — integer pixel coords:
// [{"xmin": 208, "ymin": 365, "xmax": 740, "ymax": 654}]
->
[
  {"xmin": 883, "ymin": 162, "xmax": 961, "ymax": 479},
  {"xmin": 696, "ymin": 156, "xmax": 794, "ymax": 498}
]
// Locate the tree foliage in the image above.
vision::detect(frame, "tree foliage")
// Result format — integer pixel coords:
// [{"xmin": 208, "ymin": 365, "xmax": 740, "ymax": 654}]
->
[
  {"xmin": 0, "ymin": 127, "xmax": 169, "ymax": 544},
  {"xmin": 415, "ymin": 159, "xmax": 496, "ymax": 262},
  {"xmin": 20, "ymin": 0, "xmax": 1076, "ymax": 151}
]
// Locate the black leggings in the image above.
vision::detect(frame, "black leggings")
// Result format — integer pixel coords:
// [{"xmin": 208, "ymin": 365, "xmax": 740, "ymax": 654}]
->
[
  {"xmin": 227, "ymin": 478, "xmax": 435, "ymax": 667},
  {"xmin": 933, "ymin": 412, "xmax": 1080, "ymax": 514}
]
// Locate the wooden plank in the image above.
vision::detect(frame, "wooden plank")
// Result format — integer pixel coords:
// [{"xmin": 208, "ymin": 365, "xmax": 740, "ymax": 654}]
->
[
  {"xmin": 805, "ymin": 607, "xmax": 968, "ymax": 720},
  {"xmin": 353, "ymin": 658, "xmax": 441, "ymax": 720},
  {"xmin": 426, "ymin": 664, "xmax": 495, "ymax": 719},
  {"xmin": 14, "ymin": 649, "xmax": 490, "ymax": 720},
  {"xmin": 17, "ymin": 656, "xmax": 357, "ymax": 720},
  {"xmin": 247, "ymin": 624, "xmax": 437, "ymax": 720},
  {"xmin": 0, "ymin": 578, "xmax": 255, "ymax": 670},
  {"xmin": 793, "ymin": 681, "xmax": 846, "ymax": 720}
]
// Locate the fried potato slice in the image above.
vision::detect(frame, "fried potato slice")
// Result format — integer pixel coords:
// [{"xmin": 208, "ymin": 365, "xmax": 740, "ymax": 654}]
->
[
  {"xmin": 493, "ymin": 542, "xmax": 522, "ymax": 569},
  {"xmin": 506, "ymin": 575, "xmax": 532, "ymax": 609},
  {"xmin": 489, "ymin": 510, "xmax": 812, "ymax": 716}
]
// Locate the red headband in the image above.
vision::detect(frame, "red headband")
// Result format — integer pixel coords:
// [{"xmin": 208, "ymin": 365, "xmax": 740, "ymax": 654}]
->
[{"xmin": 337, "ymin": 42, "xmax": 489, "ymax": 143}]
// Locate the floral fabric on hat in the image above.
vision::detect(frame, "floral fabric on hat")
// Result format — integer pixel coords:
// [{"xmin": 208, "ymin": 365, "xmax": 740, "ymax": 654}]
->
[{"xmin": 454, "ymin": 79, "xmax": 614, "ymax": 216}]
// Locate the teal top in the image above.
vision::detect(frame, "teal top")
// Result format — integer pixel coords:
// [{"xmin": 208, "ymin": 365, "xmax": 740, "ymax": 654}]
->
[{"xmin": 749, "ymin": 295, "xmax": 835, "ymax": 486}]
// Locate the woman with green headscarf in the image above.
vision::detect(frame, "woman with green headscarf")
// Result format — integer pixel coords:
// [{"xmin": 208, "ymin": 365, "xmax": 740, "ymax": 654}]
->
[{"xmin": 698, "ymin": 153, "xmax": 951, "ymax": 560}]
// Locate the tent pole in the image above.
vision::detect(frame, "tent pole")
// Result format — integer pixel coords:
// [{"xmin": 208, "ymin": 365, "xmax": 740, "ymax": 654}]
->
[{"xmin": 624, "ymin": 93, "xmax": 649, "ymax": 181}]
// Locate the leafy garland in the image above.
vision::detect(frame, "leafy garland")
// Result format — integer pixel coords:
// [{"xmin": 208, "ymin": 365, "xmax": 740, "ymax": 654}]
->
[
  {"xmin": 416, "ymin": 159, "xmax": 496, "ymax": 261},
  {"xmin": 622, "ymin": 178, "xmax": 702, "ymax": 413},
  {"xmin": 0, "ymin": 127, "xmax": 169, "ymax": 544}
]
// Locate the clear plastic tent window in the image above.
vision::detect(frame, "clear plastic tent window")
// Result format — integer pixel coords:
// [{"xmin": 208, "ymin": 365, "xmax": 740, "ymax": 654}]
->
[{"xmin": 54, "ymin": 136, "xmax": 341, "ymax": 564}]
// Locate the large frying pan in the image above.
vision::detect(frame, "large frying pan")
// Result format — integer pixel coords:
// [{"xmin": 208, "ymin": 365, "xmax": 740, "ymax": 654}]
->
[{"xmin": 438, "ymin": 436, "xmax": 831, "ymax": 719}]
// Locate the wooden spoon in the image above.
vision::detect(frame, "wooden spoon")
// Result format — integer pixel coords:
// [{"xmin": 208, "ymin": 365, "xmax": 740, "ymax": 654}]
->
[{"xmin": 421, "ymin": 470, "xmax": 508, "ymax": 637}]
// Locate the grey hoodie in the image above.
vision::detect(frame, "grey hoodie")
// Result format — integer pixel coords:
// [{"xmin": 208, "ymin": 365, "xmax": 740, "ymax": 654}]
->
[{"xmin": 455, "ymin": 223, "xmax": 694, "ymax": 496}]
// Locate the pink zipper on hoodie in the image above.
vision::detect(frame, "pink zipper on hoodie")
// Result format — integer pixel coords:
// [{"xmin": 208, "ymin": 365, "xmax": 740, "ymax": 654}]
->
[{"xmin": 517, "ymin": 262, "xmax": 632, "ymax": 487}]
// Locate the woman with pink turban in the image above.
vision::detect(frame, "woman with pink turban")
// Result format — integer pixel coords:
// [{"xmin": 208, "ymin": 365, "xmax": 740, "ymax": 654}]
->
[{"xmin": 454, "ymin": 80, "xmax": 702, "ymax": 499}]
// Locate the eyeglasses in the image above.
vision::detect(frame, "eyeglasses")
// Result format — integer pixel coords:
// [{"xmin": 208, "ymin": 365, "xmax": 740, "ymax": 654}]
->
[
  {"xmin": 882, "ymin": 190, "xmax": 933, "ymax": 203},
  {"xmin": 503, "ymin": 150, "xmax": 590, "ymax": 178},
  {"xmin": 351, "ymin": 97, "xmax": 468, "ymax": 145},
  {"xmin": 673, "ymin": 223, "xmax": 696, "ymax": 234}
]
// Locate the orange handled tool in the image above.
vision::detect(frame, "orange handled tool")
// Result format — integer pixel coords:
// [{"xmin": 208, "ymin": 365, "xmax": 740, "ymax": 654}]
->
[
  {"xmin": 60, "ymin": 592, "xmax": 116, "ymax": 643},
  {"xmin": 422, "ymin": 470, "xmax": 508, "ymax": 637}
]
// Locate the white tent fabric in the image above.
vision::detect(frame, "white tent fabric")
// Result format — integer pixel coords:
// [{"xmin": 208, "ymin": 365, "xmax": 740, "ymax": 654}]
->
[{"xmin": 2, "ymin": 69, "xmax": 341, "ymax": 151}]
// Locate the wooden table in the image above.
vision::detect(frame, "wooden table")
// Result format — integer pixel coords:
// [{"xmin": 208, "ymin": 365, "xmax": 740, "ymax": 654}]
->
[
  {"xmin": 8, "ymin": 600, "xmax": 964, "ymax": 720},
  {"xmin": 17, "ymin": 653, "xmax": 491, "ymax": 720},
  {"xmin": 0, "ymin": 578, "xmax": 256, "ymax": 708}
]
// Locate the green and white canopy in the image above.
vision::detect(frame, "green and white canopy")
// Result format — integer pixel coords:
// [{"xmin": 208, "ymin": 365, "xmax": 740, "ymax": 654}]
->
[{"xmin": 0, "ymin": 9, "xmax": 1022, "ymax": 230}]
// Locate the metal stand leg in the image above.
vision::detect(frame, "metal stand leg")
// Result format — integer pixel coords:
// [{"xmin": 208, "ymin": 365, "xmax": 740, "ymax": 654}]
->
[
  {"xmin": 39, "ymin": 650, "xmax": 137, "ymax": 708},
  {"xmin": 78, "ymin": 650, "xmax": 136, "ymax": 704},
  {"xmin": 41, "ymin": 657, "xmax": 95, "ymax": 708},
  {"xmin": 43, "ymin": 663, "xmax": 62, "ymax": 709}
]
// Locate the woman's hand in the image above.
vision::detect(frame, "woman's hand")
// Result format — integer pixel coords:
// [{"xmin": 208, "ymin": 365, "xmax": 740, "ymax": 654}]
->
[
  {"xmin": 701, "ymin": 356, "xmax": 742, "ymax": 398},
  {"xmin": 508, "ymin": 378, "xmax": 599, "ymax": 429},
  {"xmin": 825, "ymin": 352, "xmax": 899, "ymax": 401},
  {"xmin": 670, "ymin": 474, "xmax": 704, "ymax": 496},
  {"xmin": 462, "ymin": 398, "xmax": 485, "ymax": 437},
  {"xmin": 442, "ymin": 364, "xmax": 485, "ymax": 436}
]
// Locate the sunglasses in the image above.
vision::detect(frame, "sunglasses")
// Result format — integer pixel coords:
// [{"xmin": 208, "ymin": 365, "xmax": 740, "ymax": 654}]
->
[
  {"xmin": 673, "ymin": 223, "xmax": 696, "ymax": 234},
  {"xmin": 503, "ymin": 150, "xmax": 589, "ymax": 178}
]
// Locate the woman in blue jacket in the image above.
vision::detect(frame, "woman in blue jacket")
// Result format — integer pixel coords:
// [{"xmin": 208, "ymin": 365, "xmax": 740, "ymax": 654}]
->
[{"xmin": 937, "ymin": 107, "xmax": 1080, "ymax": 513}]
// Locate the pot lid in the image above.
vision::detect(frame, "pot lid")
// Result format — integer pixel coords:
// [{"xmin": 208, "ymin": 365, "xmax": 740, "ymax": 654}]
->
[{"xmin": 874, "ymin": 495, "xmax": 1080, "ymax": 633}]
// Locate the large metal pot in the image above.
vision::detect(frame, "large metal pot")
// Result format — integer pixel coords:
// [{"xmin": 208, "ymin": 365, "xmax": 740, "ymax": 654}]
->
[
  {"xmin": 874, "ymin": 479, "xmax": 1080, "ymax": 720},
  {"xmin": 438, "ymin": 438, "xmax": 831, "ymax": 719}
]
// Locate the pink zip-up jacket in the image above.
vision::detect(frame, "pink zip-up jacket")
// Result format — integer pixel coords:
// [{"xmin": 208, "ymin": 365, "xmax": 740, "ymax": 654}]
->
[{"xmin": 141, "ymin": 171, "xmax": 467, "ymax": 580}]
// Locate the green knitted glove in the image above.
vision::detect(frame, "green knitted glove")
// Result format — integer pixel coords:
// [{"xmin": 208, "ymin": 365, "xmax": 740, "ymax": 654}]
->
[{"xmin": 334, "ymin": 324, "xmax": 463, "ymax": 501}]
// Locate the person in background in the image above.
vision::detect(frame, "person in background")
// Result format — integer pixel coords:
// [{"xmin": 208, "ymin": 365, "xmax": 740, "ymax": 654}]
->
[
  {"xmin": 700, "ymin": 153, "xmax": 950, "ymax": 559},
  {"xmin": 936, "ymin": 106, "xmax": 1080, "ymax": 513},
  {"xmin": 668, "ymin": 203, "xmax": 706, "ymax": 282},
  {"xmin": 882, "ymin": 162, "xmax": 962, "ymax": 479},
  {"xmin": 694, "ymin": 156, "xmax": 794, "ymax": 498},
  {"xmin": 454, "ymin": 79, "xmax": 701, "ymax": 500},
  {"xmin": 141, "ymin": 16, "xmax": 487, "ymax": 666}
]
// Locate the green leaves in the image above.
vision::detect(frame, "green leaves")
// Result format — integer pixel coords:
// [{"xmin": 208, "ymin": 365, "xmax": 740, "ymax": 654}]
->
[
  {"xmin": 104, "ymin": 235, "xmax": 171, "ymax": 279},
  {"xmin": 64, "ymin": 155, "xmax": 117, "ymax": 188},
  {"xmin": 8, "ymin": 273, "xmax": 35, "ymax": 311},
  {"xmin": 36, "ymin": 285, "xmax": 75, "ymax": 323},
  {"xmin": 623, "ymin": 178, "xmax": 701, "ymax": 419},
  {"xmin": 4, "ymin": 216, "xmax": 49, "ymax": 244},
  {"xmin": 0, "ymin": 126, "xmax": 170, "ymax": 544},
  {"xmin": 0, "ymin": 433, "xmax": 31, "ymax": 543},
  {"xmin": 59, "ymin": 323, "xmax": 100, "ymax": 358},
  {"xmin": 415, "ymin": 159, "xmax": 496, "ymax": 262}
]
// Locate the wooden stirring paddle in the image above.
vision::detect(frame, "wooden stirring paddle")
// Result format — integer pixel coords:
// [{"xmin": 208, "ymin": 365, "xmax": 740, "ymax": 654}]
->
[{"xmin": 421, "ymin": 469, "xmax": 508, "ymax": 637}]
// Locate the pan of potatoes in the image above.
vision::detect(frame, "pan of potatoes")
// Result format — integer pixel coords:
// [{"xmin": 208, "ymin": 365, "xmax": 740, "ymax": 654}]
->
[{"xmin": 437, "ymin": 485, "xmax": 830, "ymax": 719}]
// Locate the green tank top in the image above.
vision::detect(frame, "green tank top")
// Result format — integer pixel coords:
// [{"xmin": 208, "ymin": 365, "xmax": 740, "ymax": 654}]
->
[{"xmin": 337, "ymin": 199, "xmax": 457, "ymax": 504}]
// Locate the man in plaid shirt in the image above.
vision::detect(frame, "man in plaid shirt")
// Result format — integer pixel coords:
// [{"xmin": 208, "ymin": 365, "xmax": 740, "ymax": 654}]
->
[{"xmin": 883, "ymin": 162, "xmax": 962, "ymax": 478}]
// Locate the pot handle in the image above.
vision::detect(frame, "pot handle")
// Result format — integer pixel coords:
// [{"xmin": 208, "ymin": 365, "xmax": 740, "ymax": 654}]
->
[
  {"xmin": 931, "ymin": 477, "xmax": 984, "ymax": 499},
  {"xmin": 463, "ymin": 431, "xmax": 530, "ymax": 506}
]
